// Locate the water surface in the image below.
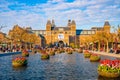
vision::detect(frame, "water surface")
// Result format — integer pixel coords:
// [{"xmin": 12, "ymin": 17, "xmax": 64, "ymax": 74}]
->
[{"xmin": 0, "ymin": 52, "xmax": 119, "ymax": 80}]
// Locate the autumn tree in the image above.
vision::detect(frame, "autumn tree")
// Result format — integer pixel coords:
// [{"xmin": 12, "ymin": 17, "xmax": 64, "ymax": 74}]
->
[
  {"xmin": 80, "ymin": 36, "xmax": 93, "ymax": 49},
  {"xmin": 92, "ymin": 31, "xmax": 113, "ymax": 52},
  {"xmin": 8, "ymin": 25, "xmax": 27, "ymax": 43},
  {"xmin": 8, "ymin": 25, "xmax": 41, "ymax": 50}
]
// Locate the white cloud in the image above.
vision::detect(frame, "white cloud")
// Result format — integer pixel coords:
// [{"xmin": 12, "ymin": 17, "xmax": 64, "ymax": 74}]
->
[
  {"xmin": 113, "ymin": 0, "xmax": 120, "ymax": 5},
  {"xmin": 0, "ymin": 0, "xmax": 120, "ymax": 33},
  {"xmin": 48, "ymin": 0, "xmax": 65, "ymax": 3},
  {"xmin": 0, "ymin": 10, "xmax": 46, "ymax": 33}
]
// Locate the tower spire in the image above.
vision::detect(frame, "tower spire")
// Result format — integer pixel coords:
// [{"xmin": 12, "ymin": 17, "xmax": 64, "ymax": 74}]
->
[
  {"xmin": 46, "ymin": 19, "xmax": 52, "ymax": 31},
  {"xmin": 103, "ymin": 20, "xmax": 110, "ymax": 33},
  {"xmin": 52, "ymin": 19, "xmax": 55, "ymax": 27},
  {"xmin": 67, "ymin": 19, "xmax": 71, "ymax": 27},
  {"xmin": 47, "ymin": 20, "xmax": 51, "ymax": 25},
  {"xmin": 104, "ymin": 20, "xmax": 110, "ymax": 26},
  {"xmin": 71, "ymin": 20, "xmax": 76, "ymax": 25}
]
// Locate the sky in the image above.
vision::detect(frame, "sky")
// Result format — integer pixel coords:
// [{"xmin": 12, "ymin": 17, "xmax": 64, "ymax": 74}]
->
[{"xmin": 0, "ymin": 0, "xmax": 120, "ymax": 34}]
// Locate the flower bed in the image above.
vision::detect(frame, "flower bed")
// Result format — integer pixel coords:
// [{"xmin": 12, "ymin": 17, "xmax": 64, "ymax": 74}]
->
[
  {"xmin": 12, "ymin": 56, "xmax": 27, "ymax": 67},
  {"xmin": 90, "ymin": 54, "xmax": 100, "ymax": 62},
  {"xmin": 49, "ymin": 51, "xmax": 55, "ymax": 56},
  {"xmin": 78, "ymin": 49, "xmax": 83, "ymax": 53},
  {"xmin": 98, "ymin": 59, "xmax": 120, "ymax": 78},
  {"xmin": 60, "ymin": 50, "xmax": 65, "ymax": 53},
  {"xmin": 40, "ymin": 50, "xmax": 50, "ymax": 60},
  {"xmin": 56, "ymin": 50, "xmax": 60, "ymax": 54},
  {"xmin": 22, "ymin": 50, "xmax": 29, "ymax": 57},
  {"xmin": 41, "ymin": 54, "xmax": 49, "ymax": 60},
  {"xmin": 67, "ymin": 51, "xmax": 72, "ymax": 54},
  {"xmin": 83, "ymin": 50, "xmax": 91, "ymax": 58}
]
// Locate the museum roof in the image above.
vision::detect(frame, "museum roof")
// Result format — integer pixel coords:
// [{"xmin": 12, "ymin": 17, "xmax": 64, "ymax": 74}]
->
[
  {"xmin": 76, "ymin": 29, "xmax": 95, "ymax": 35},
  {"xmin": 32, "ymin": 30, "xmax": 46, "ymax": 31},
  {"xmin": 76, "ymin": 30, "xmax": 82, "ymax": 35},
  {"xmin": 104, "ymin": 21, "xmax": 110, "ymax": 26},
  {"xmin": 0, "ymin": 32, "xmax": 6, "ymax": 35}
]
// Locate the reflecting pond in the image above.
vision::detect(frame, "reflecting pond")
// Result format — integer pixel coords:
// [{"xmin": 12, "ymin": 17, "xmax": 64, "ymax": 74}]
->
[{"xmin": 0, "ymin": 52, "xmax": 119, "ymax": 80}]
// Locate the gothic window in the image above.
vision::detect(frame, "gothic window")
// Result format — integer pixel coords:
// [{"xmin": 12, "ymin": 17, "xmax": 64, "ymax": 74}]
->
[
  {"xmin": 40, "ymin": 31, "xmax": 42, "ymax": 34},
  {"xmin": 84, "ymin": 31, "xmax": 87, "ymax": 34},
  {"xmin": 59, "ymin": 28, "xmax": 63, "ymax": 31},
  {"xmin": 81, "ymin": 31, "xmax": 84, "ymax": 34},
  {"xmin": 88, "ymin": 31, "xmax": 91, "ymax": 34},
  {"xmin": 44, "ymin": 32, "xmax": 46, "ymax": 34},
  {"xmin": 92, "ymin": 31, "xmax": 95, "ymax": 34}
]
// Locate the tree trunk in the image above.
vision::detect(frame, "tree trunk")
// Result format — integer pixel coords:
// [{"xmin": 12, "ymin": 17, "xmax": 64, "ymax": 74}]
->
[
  {"xmin": 104, "ymin": 44, "xmax": 105, "ymax": 52},
  {"xmin": 98, "ymin": 41, "xmax": 100, "ymax": 51},
  {"xmin": 111, "ymin": 42, "xmax": 113, "ymax": 49},
  {"xmin": 87, "ymin": 43, "xmax": 89, "ymax": 50},
  {"xmin": 92, "ymin": 43, "xmax": 94, "ymax": 51},
  {"xmin": 106, "ymin": 41, "xmax": 109, "ymax": 53}
]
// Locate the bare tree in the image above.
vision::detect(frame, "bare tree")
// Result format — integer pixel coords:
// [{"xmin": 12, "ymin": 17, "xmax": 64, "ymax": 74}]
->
[{"xmin": 0, "ymin": 26, "xmax": 7, "ymax": 31}]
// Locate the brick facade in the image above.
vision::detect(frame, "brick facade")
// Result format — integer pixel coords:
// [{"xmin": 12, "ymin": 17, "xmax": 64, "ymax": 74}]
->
[{"xmin": 32, "ymin": 20, "xmax": 111, "ymax": 47}]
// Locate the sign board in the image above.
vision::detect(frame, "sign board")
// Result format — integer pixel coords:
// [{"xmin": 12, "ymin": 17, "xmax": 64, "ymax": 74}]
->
[{"xmin": 58, "ymin": 34, "xmax": 64, "ymax": 40}]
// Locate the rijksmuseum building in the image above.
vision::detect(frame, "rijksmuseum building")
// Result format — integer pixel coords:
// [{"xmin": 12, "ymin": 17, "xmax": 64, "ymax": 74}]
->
[{"xmin": 29, "ymin": 19, "xmax": 110, "ymax": 47}]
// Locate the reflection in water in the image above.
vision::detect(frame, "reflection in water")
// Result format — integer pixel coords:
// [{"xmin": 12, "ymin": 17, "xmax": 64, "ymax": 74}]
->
[
  {"xmin": 98, "ymin": 75, "xmax": 120, "ymax": 80},
  {"xmin": 0, "ymin": 52, "xmax": 118, "ymax": 80},
  {"xmin": 12, "ymin": 66, "xmax": 27, "ymax": 71}
]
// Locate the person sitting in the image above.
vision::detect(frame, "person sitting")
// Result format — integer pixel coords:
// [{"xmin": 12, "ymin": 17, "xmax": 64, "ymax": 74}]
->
[
  {"xmin": 115, "ymin": 48, "xmax": 120, "ymax": 54},
  {"xmin": 109, "ymin": 48, "xmax": 114, "ymax": 53}
]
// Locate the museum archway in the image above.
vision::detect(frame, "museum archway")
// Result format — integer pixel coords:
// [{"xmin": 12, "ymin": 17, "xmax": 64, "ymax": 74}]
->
[{"xmin": 58, "ymin": 40, "xmax": 64, "ymax": 47}]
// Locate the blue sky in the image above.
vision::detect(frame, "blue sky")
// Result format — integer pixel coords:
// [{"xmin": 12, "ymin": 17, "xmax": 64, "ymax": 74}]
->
[{"xmin": 0, "ymin": 0, "xmax": 120, "ymax": 33}]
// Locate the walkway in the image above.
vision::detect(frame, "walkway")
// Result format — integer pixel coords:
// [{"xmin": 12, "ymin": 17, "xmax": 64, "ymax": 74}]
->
[
  {"xmin": 0, "ymin": 52, "xmax": 21, "ymax": 57},
  {"xmin": 90, "ymin": 51, "xmax": 120, "ymax": 58}
]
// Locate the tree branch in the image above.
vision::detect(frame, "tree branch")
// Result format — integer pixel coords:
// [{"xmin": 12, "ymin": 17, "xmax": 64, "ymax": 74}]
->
[{"xmin": 0, "ymin": 26, "xmax": 7, "ymax": 30}]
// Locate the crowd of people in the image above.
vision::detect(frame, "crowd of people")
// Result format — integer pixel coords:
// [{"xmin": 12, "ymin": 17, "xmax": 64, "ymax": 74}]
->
[
  {"xmin": 0, "ymin": 45, "xmax": 21, "ymax": 53},
  {"xmin": 1, "ymin": 44, "xmax": 120, "ymax": 54}
]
